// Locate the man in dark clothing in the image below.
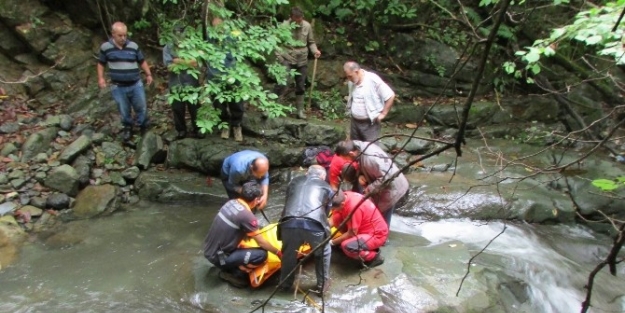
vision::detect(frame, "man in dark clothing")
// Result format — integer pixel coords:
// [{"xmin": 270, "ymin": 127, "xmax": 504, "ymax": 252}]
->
[
  {"xmin": 163, "ymin": 26, "xmax": 203, "ymax": 140},
  {"xmin": 278, "ymin": 165, "xmax": 333, "ymax": 294},
  {"xmin": 97, "ymin": 22, "xmax": 152, "ymax": 141},
  {"xmin": 207, "ymin": 17, "xmax": 245, "ymax": 142},
  {"xmin": 203, "ymin": 181, "xmax": 282, "ymax": 288}
]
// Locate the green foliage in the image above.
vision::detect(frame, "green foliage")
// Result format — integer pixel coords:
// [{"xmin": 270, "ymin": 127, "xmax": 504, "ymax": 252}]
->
[
  {"xmin": 507, "ymin": 1, "xmax": 623, "ymax": 84},
  {"xmin": 317, "ymin": 0, "xmax": 417, "ymax": 29},
  {"xmin": 427, "ymin": 22, "xmax": 469, "ymax": 48},
  {"xmin": 157, "ymin": 2, "xmax": 298, "ymax": 132},
  {"xmin": 424, "ymin": 54, "xmax": 446, "ymax": 77},
  {"xmin": 592, "ymin": 177, "xmax": 625, "ymax": 191},
  {"xmin": 133, "ymin": 18, "xmax": 151, "ymax": 30},
  {"xmin": 311, "ymin": 89, "xmax": 345, "ymax": 120}
]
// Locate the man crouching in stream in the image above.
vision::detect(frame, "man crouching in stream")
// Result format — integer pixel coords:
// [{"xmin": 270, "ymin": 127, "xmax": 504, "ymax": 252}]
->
[{"xmin": 203, "ymin": 181, "xmax": 282, "ymax": 288}]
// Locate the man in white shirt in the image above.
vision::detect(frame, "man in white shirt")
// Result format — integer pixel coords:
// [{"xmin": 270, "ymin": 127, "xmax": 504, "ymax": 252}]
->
[{"xmin": 343, "ymin": 61, "xmax": 395, "ymax": 142}]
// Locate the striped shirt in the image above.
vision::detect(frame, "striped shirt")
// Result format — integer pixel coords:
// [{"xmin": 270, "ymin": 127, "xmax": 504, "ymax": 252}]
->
[{"xmin": 98, "ymin": 39, "xmax": 145, "ymax": 85}]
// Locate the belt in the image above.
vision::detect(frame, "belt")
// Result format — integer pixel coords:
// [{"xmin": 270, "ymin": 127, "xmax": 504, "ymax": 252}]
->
[{"xmin": 112, "ymin": 80, "xmax": 139, "ymax": 87}]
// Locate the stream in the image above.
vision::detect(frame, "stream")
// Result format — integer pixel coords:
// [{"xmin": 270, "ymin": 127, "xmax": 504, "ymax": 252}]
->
[{"xmin": 1, "ymin": 196, "xmax": 624, "ymax": 313}]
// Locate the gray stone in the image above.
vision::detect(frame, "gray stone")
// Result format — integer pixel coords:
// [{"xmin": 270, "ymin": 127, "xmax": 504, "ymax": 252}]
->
[
  {"xmin": 44, "ymin": 164, "xmax": 79, "ymax": 196},
  {"xmin": 34, "ymin": 172, "xmax": 47, "ymax": 182},
  {"xmin": 19, "ymin": 205, "xmax": 43, "ymax": 217},
  {"xmin": 72, "ymin": 155, "xmax": 91, "ymax": 185},
  {"xmin": 19, "ymin": 194, "xmax": 30, "ymax": 205},
  {"xmin": 46, "ymin": 193, "xmax": 71, "ymax": 210},
  {"xmin": 59, "ymin": 135, "xmax": 92, "ymax": 164},
  {"xmin": 59, "ymin": 114, "xmax": 73, "ymax": 131},
  {"xmin": 58, "ymin": 130, "xmax": 70, "ymax": 137},
  {"xmin": 109, "ymin": 171, "xmax": 126, "ymax": 186},
  {"xmin": 0, "ymin": 202, "xmax": 18, "ymax": 216},
  {"xmin": 1, "ymin": 143, "xmax": 18, "ymax": 156},
  {"xmin": 0, "ymin": 173, "xmax": 8, "ymax": 184},
  {"xmin": 49, "ymin": 160, "xmax": 61, "ymax": 167},
  {"xmin": 121, "ymin": 166, "xmax": 140, "ymax": 180},
  {"xmin": 0, "ymin": 122, "xmax": 20, "ymax": 134},
  {"xmin": 34, "ymin": 153, "xmax": 48, "ymax": 163},
  {"xmin": 397, "ymin": 137, "xmax": 434, "ymax": 154},
  {"xmin": 10, "ymin": 179, "xmax": 27, "ymax": 189},
  {"xmin": 72, "ymin": 184, "xmax": 119, "ymax": 218},
  {"xmin": 100, "ymin": 142, "xmax": 125, "ymax": 159},
  {"xmin": 21, "ymin": 127, "xmax": 59, "ymax": 162},
  {"xmin": 90, "ymin": 133, "xmax": 106, "ymax": 144},
  {"xmin": 0, "ymin": 195, "xmax": 4, "ymax": 203},
  {"xmin": 7, "ymin": 170, "xmax": 24, "ymax": 180},
  {"xmin": 30, "ymin": 196, "xmax": 47, "ymax": 208},
  {"xmin": 42, "ymin": 115, "xmax": 61, "ymax": 127},
  {"xmin": 134, "ymin": 131, "xmax": 164, "ymax": 170},
  {"xmin": 135, "ymin": 171, "xmax": 226, "ymax": 203},
  {"xmin": 92, "ymin": 168, "xmax": 104, "ymax": 178}
]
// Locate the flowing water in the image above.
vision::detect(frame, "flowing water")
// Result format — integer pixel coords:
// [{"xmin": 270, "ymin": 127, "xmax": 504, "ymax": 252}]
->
[{"xmin": 0, "ymin": 199, "xmax": 624, "ymax": 313}]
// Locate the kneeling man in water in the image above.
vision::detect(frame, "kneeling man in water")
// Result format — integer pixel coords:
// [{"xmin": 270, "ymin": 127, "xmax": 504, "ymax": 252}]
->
[{"xmin": 203, "ymin": 181, "xmax": 282, "ymax": 288}]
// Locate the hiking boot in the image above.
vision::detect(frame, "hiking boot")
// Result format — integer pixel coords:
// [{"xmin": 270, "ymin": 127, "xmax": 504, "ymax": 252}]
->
[
  {"xmin": 233, "ymin": 126, "xmax": 243, "ymax": 142},
  {"xmin": 309, "ymin": 280, "xmax": 330, "ymax": 297},
  {"xmin": 220, "ymin": 127, "xmax": 230, "ymax": 139},
  {"xmin": 140, "ymin": 126, "xmax": 149, "ymax": 136},
  {"xmin": 363, "ymin": 253, "xmax": 384, "ymax": 268},
  {"xmin": 295, "ymin": 95, "xmax": 307, "ymax": 120},
  {"xmin": 121, "ymin": 127, "xmax": 132, "ymax": 141},
  {"xmin": 218, "ymin": 270, "xmax": 249, "ymax": 288}
]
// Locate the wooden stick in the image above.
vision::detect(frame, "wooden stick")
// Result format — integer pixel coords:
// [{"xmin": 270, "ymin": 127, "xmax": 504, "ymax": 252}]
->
[
  {"xmin": 307, "ymin": 57, "xmax": 318, "ymax": 110},
  {"xmin": 293, "ymin": 264, "xmax": 302, "ymax": 299}
]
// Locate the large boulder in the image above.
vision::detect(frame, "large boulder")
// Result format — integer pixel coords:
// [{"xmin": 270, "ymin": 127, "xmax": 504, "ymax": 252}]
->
[
  {"xmin": 21, "ymin": 127, "xmax": 59, "ymax": 162},
  {"xmin": 134, "ymin": 171, "xmax": 226, "ymax": 203},
  {"xmin": 72, "ymin": 184, "xmax": 119, "ymax": 218},
  {"xmin": 44, "ymin": 164, "xmax": 80, "ymax": 196}
]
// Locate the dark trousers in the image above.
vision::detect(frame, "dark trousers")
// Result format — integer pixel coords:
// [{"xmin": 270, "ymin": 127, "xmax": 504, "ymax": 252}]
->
[
  {"xmin": 214, "ymin": 99, "xmax": 244, "ymax": 127},
  {"xmin": 274, "ymin": 63, "xmax": 308, "ymax": 96},
  {"xmin": 219, "ymin": 248, "xmax": 267, "ymax": 272},
  {"xmin": 350, "ymin": 117, "xmax": 381, "ymax": 142},
  {"xmin": 172, "ymin": 99, "xmax": 198, "ymax": 132},
  {"xmin": 279, "ymin": 227, "xmax": 331, "ymax": 289}
]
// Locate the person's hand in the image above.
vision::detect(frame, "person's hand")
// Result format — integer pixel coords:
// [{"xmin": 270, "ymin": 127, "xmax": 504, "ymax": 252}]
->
[
  {"xmin": 376, "ymin": 112, "xmax": 387, "ymax": 123},
  {"xmin": 314, "ymin": 50, "xmax": 321, "ymax": 58},
  {"xmin": 257, "ymin": 194, "xmax": 268, "ymax": 210},
  {"xmin": 145, "ymin": 74, "xmax": 153, "ymax": 86},
  {"xmin": 275, "ymin": 250, "xmax": 283, "ymax": 259},
  {"xmin": 98, "ymin": 77, "xmax": 106, "ymax": 89},
  {"xmin": 358, "ymin": 175, "xmax": 367, "ymax": 187}
]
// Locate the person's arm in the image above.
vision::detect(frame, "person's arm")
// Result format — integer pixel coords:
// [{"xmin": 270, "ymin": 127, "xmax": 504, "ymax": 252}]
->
[
  {"xmin": 375, "ymin": 80, "xmax": 395, "ymax": 122},
  {"xmin": 96, "ymin": 63, "xmax": 107, "ymax": 88},
  {"xmin": 331, "ymin": 228, "xmax": 355, "ymax": 246},
  {"xmin": 306, "ymin": 22, "xmax": 321, "ymax": 58},
  {"xmin": 253, "ymin": 233, "xmax": 282, "ymax": 258},
  {"xmin": 140, "ymin": 60, "xmax": 153, "ymax": 85},
  {"xmin": 258, "ymin": 184, "xmax": 269, "ymax": 210}
]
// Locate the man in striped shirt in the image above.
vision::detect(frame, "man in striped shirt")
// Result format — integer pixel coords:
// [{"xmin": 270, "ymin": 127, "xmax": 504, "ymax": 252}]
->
[{"xmin": 97, "ymin": 22, "xmax": 153, "ymax": 141}]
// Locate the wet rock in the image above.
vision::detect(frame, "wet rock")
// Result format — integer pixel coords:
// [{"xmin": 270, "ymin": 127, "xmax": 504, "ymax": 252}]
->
[
  {"xmin": 0, "ymin": 143, "xmax": 18, "ymax": 156},
  {"xmin": 134, "ymin": 130, "xmax": 164, "ymax": 170},
  {"xmin": 0, "ymin": 122, "xmax": 20, "ymax": 134},
  {"xmin": 109, "ymin": 171, "xmax": 126, "ymax": 186},
  {"xmin": 0, "ymin": 195, "xmax": 4, "ymax": 203},
  {"xmin": 378, "ymin": 274, "xmax": 439, "ymax": 313},
  {"xmin": 59, "ymin": 134, "xmax": 92, "ymax": 164},
  {"xmin": 72, "ymin": 155, "xmax": 92, "ymax": 186},
  {"xmin": 44, "ymin": 164, "xmax": 79, "ymax": 196},
  {"xmin": 72, "ymin": 184, "xmax": 119, "ymax": 218},
  {"xmin": 135, "ymin": 171, "xmax": 225, "ymax": 203},
  {"xmin": 0, "ymin": 173, "xmax": 8, "ymax": 184},
  {"xmin": 0, "ymin": 216, "xmax": 26, "ymax": 269},
  {"xmin": 397, "ymin": 137, "xmax": 434, "ymax": 154},
  {"xmin": 21, "ymin": 127, "xmax": 59, "ymax": 162},
  {"xmin": 30, "ymin": 196, "xmax": 47, "ymax": 209},
  {"xmin": 34, "ymin": 152, "xmax": 48, "ymax": 163},
  {"xmin": 46, "ymin": 193, "xmax": 71, "ymax": 210},
  {"xmin": 122, "ymin": 166, "xmax": 140, "ymax": 180}
]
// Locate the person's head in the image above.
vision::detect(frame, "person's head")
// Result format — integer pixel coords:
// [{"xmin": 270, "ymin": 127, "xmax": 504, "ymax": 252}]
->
[
  {"xmin": 212, "ymin": 17, "xmax": 223, "ymax": 27},
  {"xmin": 331, "ymin": 191, "xmax": 346, "ymax": 210},
  {"xmin": 290, "ymin": 7, "xmax": 304, "ymax": 25},
  {"xmin": 307, "ymin": 164, "xmax": 327, "ymax": 181},
  {"xmin": 335, "ymin": 140, "xmax": 360, "ymax": 161},
  {"xmin": 251, "ymin": 157, "xmax": 269, "ymax": 180},
  {"xmin": 340, "ymin": 162, "xmax": 358, "ymax": 183},
  {"xmin": 111, "ymin": 22, "xmax": 128, "ymax": 47},
  {"xmin": 343, "ymin": 61, "xmax": 361, "ymax": 84},
  {"xmin": 240, "ymin": 180, "xmax": 264, "ymax": 208}
]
